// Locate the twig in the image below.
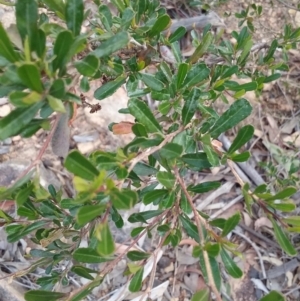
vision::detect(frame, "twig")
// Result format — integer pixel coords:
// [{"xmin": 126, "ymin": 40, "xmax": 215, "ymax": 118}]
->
[
  {"xmin": 233, "ymin": 228, "xmax": 267, "ymax": 279},
  {"xmin": 174, "ymin": 167, "xmax": 222, "ymax": 301},
  {"xmin": 275, "ymin": 0, "xmax": 300, "ymax": 11},
  {"xmin": 8, "ymin": 115, "xmax": 60, "ymax": 188}
]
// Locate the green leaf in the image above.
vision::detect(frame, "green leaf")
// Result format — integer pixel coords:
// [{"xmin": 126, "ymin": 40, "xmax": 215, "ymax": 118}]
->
[
  {"xmin": 188, "ymin": 31, "xmax": 213, "ymax": 63},
  {"xmin": 128, "ymin": 210, "xmax": 163, "ymax": 223},
  {"xmin": 129, "ymin": 266, "xmax": 144, "ymax": 292},
  {"xmin": 177, "ymin": 63, "xmax": 189, "ymax": 89},
  {"xmin": 181, "ymin": 153, "xmax": 212, "ymax": 170},
  {"xmin": 0, "ymin": 101, "xmax": 44, "ymax": 140},
  {"xmin": 99, "ymin": 5, "xmax": 113, "ymax": 31},
  {"xmin": 42, "ymin": 0, "xmax": 65, "ymax": 17},
  {"xmin": 179, "ymin": 215, "xmax": 200, "ymax": 243},
  {"xmin": 93, "ymin": 32, "xmax": 129, "ymax": 58},
  {"xmin": 159, "ymin": 61, "xmax": 172, "ymax": 82},
  {"xmin": 237, "ymin": 39, "xmax": 253, "ymax": 65},
  {"xmin": 259, "ymin": 291, "xmax": 285, "ymax": 301},
  {"xmin": 228, "ymin": 125, "xmax": 254, "ymax": 154},
  {"xmin": 157, "ymin": 171, "xmax": 175, "ymax": 189},
  {"xmin": 16, "ymin": 0, "xmax": 38, "ymax": 48},
  {"xmin": 17, "ymin": 63, "xmax": 43, "ymax": 93},
  {"xmin": 191, "ymin": 288, "xmax": 210, "ymax": 301},
  {"xmin": 131, "ymin": 227, "xmax": 145, "ymax": 237},
  {"xmin": 65, "ymin": 150, "xmax": 99, "ymax": 181},
  {"xmin": 201, "ymin": 134, "xmax": 220, "ymax": 166},
  {"xmin": 73, "ymin": 248, "xmax": 112, "ymax": 263},
  {"xmin": 47, "ymin": 95, "xmax": 66, "ymax": 113},
  {"xmin": 71, "ymin": 266, "xmax": 95, "ymax": 280},
  {"xmin": 220, "ymin": 248, "xmax": 243, "ymax": 278},
  {"xmin": 209, "ymin": 98, "xmax": 252, "ymax": 138},
  {"xmin": 271, "ymin": 218, "xmax": 296, "ymax": 256},
  {"xmin": 184, "ymin": 63, "xmax": 210, "ymax": 88},
  {"xmin": 0, "ymin": 209, "xmax": 13, "ymax": 222},
  {"xmin": 52, "ymin": 30, "xmax": 74, "ymax": 72},
  {"xmin": 230, "ymin": 151, "xmax": 251, "ymax": 162},
  {"xmin": 148, "ymin": 14, "xmax": 171, "ymax": 37},
  {"xmin": 264, "ymin": 39, "xmax": 278, "ymax": 63},
  {"xmin": 199, "ymin": 251, "xmax": 221, "ymax": 290},
  {"xmin": 188, "ymin": 181, "xmax": 221, "ymax": 193},
  {"xmin": 140, "ymin": 73, "xmax": 164, "ymax": 91},
  {"xmin": 110, "ymin": 189, "xmax": 138, "ymax": 210},
  {"xmin": 127, "ymin": 251, "xmax": 150, "ymax": 261},
  {"xmin": 266, "ymin": 187, "xmax": 297, "ymax": 201},
  {"xmin": 74, "ymin": 55, "xmax": 100, "ymax": 77},
  {"xmin": 69, "ymin": 279, "xmax": 103, "ymax": 301},
  {"xmin": 65, "ymin": 0, "xmax": 84, "ymax": 36},
  {"xmin": 133, "ymin": 162, "xmax": 157, "ymax": 176},
  {"xmin": 25, "ymin": 290, "xmax": 67, "ymax": 301},
  {"xmin": 159, "ymin": 143, "xmax": 183, "ymax": 159},
  {"xmin": 77, "ymin": 205, "xmax": 106, "ymax": 226},
  {"xmin": 128, "ymin": 98, "xmax": 162, "ymax": 133},
  {"xmin": 0, "ymin": 22, "xmax": 20, "ymax": 62},
  {"xmin": 50, "ymin": 79, "xmax": 65, "ymax": 98},
  {"xmin": 283, "ymin": 216, "xmax": 300, "ymax": 227},
  {"xmin": 143, "ymin": 189, "xmax": 168, "ymax": 205},
  {"xmin": 95, "ymin": 222, "xmax": 115, "ymax": 256},
  {"xmin": 263, "ymin": 73, "xmax": 281, "ymax": 83},
  {"xmin": 182, "ymin": 88, "xmax": 200, "ymax": 126},
  {"xmin": 169, "ymin": 26, "xmax": 187, "ymax": 43},
  {"xmin": 94, "ymin": 76, "xmax": 126, "ymax": 100},
  {"xmin": 222, "ymin": 213, "xmax": 240, "ymax": 236}
]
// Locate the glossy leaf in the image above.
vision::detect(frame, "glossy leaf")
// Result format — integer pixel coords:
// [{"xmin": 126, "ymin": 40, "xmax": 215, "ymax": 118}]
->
[
  {"xmin": 65, "ymin": 150, "xmax": 99, "ymax": 181},
  {"xmin": 188, "ymin": 31, "xmax": 213, "ymax": 63},
  {"xmin": 0, "ymin": 22, "xmax": 20, "ymax": 62},
  {"xmin": 266, "ymin": 187, "xmax": 297, "ymax": 201},
  {"xmin": 191, "ymin": 288, "xmax": 210, "ymax": 301},
  {"xmin": 159, "ymin": 143, "xmax": 183, "ymax": 159},
  {"xmin": 209, "ymin": 98, "xmax": 252, "ymax": 138},
  {"xmin": 77, "ymin": 205, "xmax": 106, "ymax": 226},
  {"xmin": 129, "ymin": 267, "xmax": 144, "ymax": 292},
  {"xmin": 230, "ymin": 151, "xmax": 251, "ymax": 162},
  {"xmin": 93, "ymin": 32, "xmax": 129, "ymax": 58},
  {"xmin": 0, "ymin": 101, "xmax": 44, "ymax": 140},
  {"xmin": 52, "ymin": 30, "xmax": 74, "ymax": 72},
  {"xmin": 222, "ymin": 213, "xmax": 240, "ymax": 237},
  {"xmin": 65, "ymin": 0, "xmax": 84, "ymax": 36},
  {"xmin": 75, "ymin": 55, "xmax": 100, "ymax": 77},
  {"xmin": 110, "ymin": 189, "xmax": 138, "ymax": 210},
  {"xmin": 71, "ymin": 266, "xmax": 95, "ymax": 280},
  {"xmin": 131, "ymin": 227, "xmax": 145, "ymax": 237},
  {"xmin": 177, "ymin": 63, "xmax": 189, "ymax": 89},
  {"xmin": 188, "ymin": 181, "xmax": 221, "ymax": 193},
  {"xmin": 17, "ymin": 63, "xmax": 43, "ymax": 93},
  {"xmin": 228, "ymin": 125, "xmax": 254, "ymax": 154},
  {"xmin": 156, "ymin": 171, "xmax": 176, "ymax": 189},
  {"xmin": 181, "ymin": 153, "xmax": 212, "ymax": 170},
  {"xmin": 143, "ymin": 189, "xmax": 168, "ymax": 205},
  {"xmin": 148, "ymin": 14, "xmax": 171, "ymax": 37},
  {"xmin": 140, "ymin": 73, "xmax": 164, "ymax": 91},
  {"xmin": 94, "ymin": 76, "xmax": 126, "ymax": 100},
  {"xmin": 179, "ymin": 215, "xmax": 200, "ymax": 243},
  {"xmin": 73, "ymin": 248, "xmax": 111, "ymax": 263},
  {"xmin": 25, "ymin": 290, "xmax": 67, "ymax": 301},
  {"xmin": 169, "ymin": 26, "xmax": 187, "ymax": 43},
  {"xmin": 199, "ymin": 251, "xmax": 221, "ymax": 290},
  {"xmin": 271, "ymin": 218, "xmax": 296, "ymax": 256},
  {"xmin": 127, "ymin": 251, "xmax": 150, "ymax": 261},
  {"xmin": 128, "ymin": 98, "xmax": 162, "ymax": 133},
  {"xmin": 184, "ymin": 63, "xmax": 210, "ymax": 88},
  {"xmin": 220, "ymin": 248, "xmax": 243, "ymax": 278},
  {"xmin": 182, "ymin": 88, "xmax": 200, "ymax": 126},
  {"xmin": 128, "ymin": 210, "xmax": 163, "ymax": 223},
  {"xmin": 259, "ymin": 291, "xmax": 285, "ymax": 301},
  {"xmin": 95, "ymin": 222, "xmax": 115, "ymax": 256}
]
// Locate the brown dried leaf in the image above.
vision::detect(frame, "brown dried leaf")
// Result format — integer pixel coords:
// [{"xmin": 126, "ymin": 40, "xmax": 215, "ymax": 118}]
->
[{"xmin": 112, "ymin": 122, "xmax": 134, "ymax": 135}]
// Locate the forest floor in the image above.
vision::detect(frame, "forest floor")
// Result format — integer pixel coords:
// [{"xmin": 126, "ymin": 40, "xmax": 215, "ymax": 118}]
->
[{"xmin": 0, "ymin": 0, "xmax": 300, "ymax": 300}]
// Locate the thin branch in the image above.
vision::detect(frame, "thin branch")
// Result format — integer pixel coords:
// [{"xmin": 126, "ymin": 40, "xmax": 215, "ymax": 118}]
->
[{"xmin": 174, "ymin": 167, "xmax": 222, "ymax": 301}]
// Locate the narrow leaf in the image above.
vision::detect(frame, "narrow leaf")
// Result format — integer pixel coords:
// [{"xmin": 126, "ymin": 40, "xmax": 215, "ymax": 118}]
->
[
  {"xmin": 0, "ymin": 22, "xmax": 20, "ymax": 62},
  {"xmin": 17, "ymin": 63, "xmax": 43, "ymax": 93},
  {"xmin": 93, "ymin": 32, "xmax": 129, "ymax": 58},
  {"xmin": 228, "ymin": 125, "xmax": 254, "ymax": 154},
  {"xmin": 259, "ymin": 291, "xmax": 285, "ymax": 301},
  {"xmin": 209, "ymin": 98, "xmax": 252, "ymax": 138},
  {"xmin": 94, "ymin": 76, "xmax": 126, "ymax": 100},
  {"xmin": 271, "ymin": 218, "xmax": 296, "ymax": 256},
  {"xmin": 128, "ymin": 98, "xmax": 162, "ymax": 133},
  {"xmin": 77, "ymin": 205, "xmax": 105, "ymax": 226},
  {"xmin": 188, "ymin": 32, "xmax": 213, "ymax": 63},
  {"xmin": 129, "ymin": 267, "xmax": 144, "ymax": 292},
  {"xmin": 222, "ymin": 213, "xmax": 240, "ymax": 236},
  {"xmin": 25, "ymin": 290, "xmax": 66, "ymax": 301},
  {"xmin": 0, "ymin": 101, "xmax": 44, "ymax": 140},
  {"xmin": 95, "ymin": 222, "xmax": 115, "ymax": 256},
  {"xmin": 188, "ymin": 181, "xmax": 221, "ymax": 193},
  {"xmin": 74, "ymin": 54, "xmax": 100, "ymax": 77},
  {"xmin": 65, "ymin": 0, "xmax": 84, "ymax": 36},
  {"xmin": 65, "ymin": 150, "xmax": 99, "ymax": 181},
  {"xmin": 191, "ymin": 288, "xmax": 210, "ymax": 301},
  {"xmin": 182, "ymin": 88, "xmax": 200, "ymax": 126},
  {"xmin": 148, "ymin": 14, "xmax": 171, "ymax": 37},
  {"xmin": 220, "ymin": 248, "xmax": 243, "ymax": 278},
  {"xmin": 156, "ymin": 171, "xmax": 176, "ymax": 189},
  {"xmin": 73, "ymin": 248, "xmax": 112, "ymax": 263},
  {"xmin": 140, "ymin": 73, "xmax": 164, "ymax": 91},
  {"xmin": 127, "ymin": 251, "xmax": 150, "ymax": 261}
]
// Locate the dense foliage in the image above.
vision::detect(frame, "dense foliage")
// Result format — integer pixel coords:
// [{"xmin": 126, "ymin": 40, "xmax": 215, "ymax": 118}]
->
[{"xmin": 0, "ymin": 0, "xmax": 299, "ymax": 300}]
